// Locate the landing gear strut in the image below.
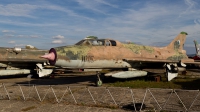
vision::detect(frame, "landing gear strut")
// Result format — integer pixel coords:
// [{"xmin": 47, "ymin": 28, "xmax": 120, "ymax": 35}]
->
[{"xmin": 96, "ymin": 71, "xmax": 102, "ymax": 87}]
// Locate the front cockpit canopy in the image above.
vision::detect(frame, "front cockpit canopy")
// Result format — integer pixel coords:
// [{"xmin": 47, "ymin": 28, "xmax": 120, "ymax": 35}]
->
[{"xmin": 75, "ymin": 38, "xmax": 117, "ymax": 46}]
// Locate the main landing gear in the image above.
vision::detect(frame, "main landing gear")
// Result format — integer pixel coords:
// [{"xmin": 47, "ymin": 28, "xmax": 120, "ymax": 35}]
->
[{"xmin": 96, "ymin": 71, "xmax": 102, "ymax": 87}]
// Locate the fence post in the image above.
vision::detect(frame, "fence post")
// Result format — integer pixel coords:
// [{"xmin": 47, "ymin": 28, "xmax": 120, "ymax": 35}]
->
[
  {"xmin": 87, "ymin": 87, "xmax": 96, "ymax": 104},
  {"xmin": 106, "ymin": 87, "xmax": 117, "ymax": 105},
  {"xmin": 130, "ymin": 88, "xmax": 137, "ymax": 112},
  {"xmin": 68, "ymin": 86, "xmax": 77, "ymax": 104},
  {"xmin": 2, "ymin": 83, "xmax": 10, "ymax": 100}
]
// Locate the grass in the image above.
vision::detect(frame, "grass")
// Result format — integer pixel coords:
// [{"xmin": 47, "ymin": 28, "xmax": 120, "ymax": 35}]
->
[
  {"xmin": 104, "ymin": 76, "xmax": 200, "ymax": 90},
  {"xmin": 107, "ymin": 80, "xmax": 180, "ymax": 89}
]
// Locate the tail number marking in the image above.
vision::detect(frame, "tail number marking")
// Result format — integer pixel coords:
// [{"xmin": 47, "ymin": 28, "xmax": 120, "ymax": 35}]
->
[{"xmin": 82, "ymin": 55, "xmax": 94, "ymax": 62}]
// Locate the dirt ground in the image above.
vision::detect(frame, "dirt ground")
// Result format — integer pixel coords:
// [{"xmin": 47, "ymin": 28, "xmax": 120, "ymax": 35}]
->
[
  {"xmin": 0, "ymin": 69, "xmax": 200, "ymax": 111},
  {"xmin": 0, "ymin": 101, "xmax": 129, "ymax": 112}
]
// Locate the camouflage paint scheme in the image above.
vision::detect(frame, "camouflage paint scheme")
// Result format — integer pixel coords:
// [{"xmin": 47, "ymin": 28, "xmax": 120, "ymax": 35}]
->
[
  {"xmin": 41, "ymin": 32, "xmax": 200, "ymax": 83},
  {"xmin": 46, "ymin": 32, "xmax": 190, "ymax": 69}
]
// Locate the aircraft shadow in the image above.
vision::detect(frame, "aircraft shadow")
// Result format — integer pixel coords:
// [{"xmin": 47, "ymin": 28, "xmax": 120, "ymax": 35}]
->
[
  {"xmin": 15, "ymin": 74, "xmax": 97, "ymax": 86},
  {"xmin": 0, "ymin": 74, "xmax": 28, "ymax": 79},
  {"xmin": 14, "ymin": 72, "xmax": 160, "ymax": 86},
  {"xmin": 173, "ymin": 78, "xmax": 200, "ymax": 90}
]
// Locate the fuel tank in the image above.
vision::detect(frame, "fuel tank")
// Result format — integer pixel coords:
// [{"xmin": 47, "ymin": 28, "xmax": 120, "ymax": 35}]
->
[{"xmin": 105, "ymin": 70, "xmax": 148, "ymax": 78}]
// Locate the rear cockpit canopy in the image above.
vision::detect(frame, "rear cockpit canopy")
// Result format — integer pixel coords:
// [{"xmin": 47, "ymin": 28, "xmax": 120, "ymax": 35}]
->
[{"xmin": 75, "ymin": 39, "xmax": 118, "ymax": 46}]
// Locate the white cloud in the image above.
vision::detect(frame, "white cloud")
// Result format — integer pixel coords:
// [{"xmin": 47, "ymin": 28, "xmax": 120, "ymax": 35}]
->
[
  {"xmin": 95, "ymin": 0, "xmax": 118, "ymax": 8},
  {"xmin": 76, "ymin": 0, "xmax": 111, "ymax": 15},
  {"xmin": 2, "ymin": 30, "xmax": 8, "ymax": 33},
  {"xmin": 179, "ymin": 0, "xmax": 197, "ymax": 17},
  {"xmin": 8, "ymin": 41, "xmax": 15, "ymax": 44},
  {"xmin": 2, "ymin": 30, "xmax": 14, "ymax": 33},
  {"xmin": 4, "ymin": 34, "xmax": 14, "ymax": 37},
  {"xmin": 53, "ymin": 35, "xmax": 64, "ymax": 39},
  {"xmin": 17, "ymin": 35, "xmax": 42, "ymax": 38},
  {"xmin": 0, "ymin": 4, "xmax": 38, "ymax": 17},
  {"xmin": 0, "ymin": 3, "xmax": 94, "ymax": 21},
  {"xmin": 17, "ymin": 35, "xmax": 26, "ymax": 38},
  {"xmin": 0, "ymin": 20, "xmax": 58, "ymax": 27},
  {"xmin": 30, "ymin": 35, "xmax": 41, "ymax": 38},
  {"xmin": 51, "ymin": 40, "xmax": 64, "ymax": 44}
]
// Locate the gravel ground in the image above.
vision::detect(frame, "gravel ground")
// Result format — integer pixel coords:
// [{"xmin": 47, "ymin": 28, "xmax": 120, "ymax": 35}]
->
[
  {"xmin": 0, "ymin": 69, "xmax": 200, "ymax": 111},
  {"xmin": 0, "ymin": 101, "xmax": 129, "ymax": 112}
]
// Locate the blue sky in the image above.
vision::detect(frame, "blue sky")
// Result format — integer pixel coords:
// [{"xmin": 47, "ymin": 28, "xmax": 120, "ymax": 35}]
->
[{"xmin": 1, "ymin": 0, "xmax": 200, "ymax": 54}]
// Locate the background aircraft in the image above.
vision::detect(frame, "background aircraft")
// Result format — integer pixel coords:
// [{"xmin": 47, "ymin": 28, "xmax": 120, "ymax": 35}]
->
[
  {"xmin": 0, "ymin": 46, "xmax": 53, "ymax": 77},
  {"xmin": 190, "ymin": 40, "xmax": 200, "ymax": 60},
  {"xmin": 42, "ymin": 32, "xmax": 197, "ymax": 86}
]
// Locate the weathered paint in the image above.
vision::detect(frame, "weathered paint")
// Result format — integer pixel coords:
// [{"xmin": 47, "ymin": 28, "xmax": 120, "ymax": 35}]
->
[
  {"xmin": 47, "ymin": 32, "xmax": 188, "ymax": 69},
  {"xmin": 123, "ymin": 44, "xmax": 154, "ymax": 54},
  {"xmin": 40, "ymin": 32, "xmax": 197, "ymax": 81},
  {"xmin": 55, "ymin": 45, "xmax": 91, "ymax": 60},
  {"xmin": 167, "ymin": 54, "xmax": 188, "ymax": 61},
  {"xmin": 54, "ymin": 59, "xmax": 132, "ymax": 68}
]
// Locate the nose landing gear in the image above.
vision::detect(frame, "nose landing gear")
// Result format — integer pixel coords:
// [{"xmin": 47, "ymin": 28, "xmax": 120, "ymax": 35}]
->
[{"xmin": 96, "ymin": 71, "xmax": 102, "ymax": 87}]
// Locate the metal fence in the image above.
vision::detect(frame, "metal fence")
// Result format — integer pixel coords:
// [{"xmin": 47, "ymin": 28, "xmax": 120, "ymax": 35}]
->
[{"xmin": 0, "ymin": 83, "xmax": 200, "ymax": 111}]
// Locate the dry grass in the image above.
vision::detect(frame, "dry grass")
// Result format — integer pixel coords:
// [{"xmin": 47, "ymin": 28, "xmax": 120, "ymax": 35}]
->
[{"xmin": 104, "ymin": 76, "xmax": 200, "ymax": 90}]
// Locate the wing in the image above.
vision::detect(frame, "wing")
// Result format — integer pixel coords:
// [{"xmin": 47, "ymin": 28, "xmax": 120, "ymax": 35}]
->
[
  {"xmin": 123, "ymin": 57, "xmax": 179, "ymax": 63},
  {"xmin": 0, "ymin": 58, "xmax": 47, "ymax": 63},
  {"xmin": 0, "ymin": 47, "xmax": 48, "ymax": 63},
  {"xmin": 182, "ymin": 59, "xmax": 200, "ymax": 65},
  {"xmin": 123, "ymin": 57, "xmax": 200, "ymax": 64}
]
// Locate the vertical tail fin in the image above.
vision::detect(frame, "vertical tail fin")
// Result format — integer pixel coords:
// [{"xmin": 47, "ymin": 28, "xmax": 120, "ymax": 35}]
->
[
  {"xmin": 194, "ymin": 40, "xmax": 200, "ymax": 57},
  {"xmin": 166, "ymin": 32, "xmax": 188, "ymax": 51}
]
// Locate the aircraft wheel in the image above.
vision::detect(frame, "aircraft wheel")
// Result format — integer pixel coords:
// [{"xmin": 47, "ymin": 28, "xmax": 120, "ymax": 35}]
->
[
  {"xmin": 96, "ymin": 80, "xmax": 102, "ymax": 87},
  {"xmin": 96, "ymin": 71, "xmax": 103, "ymax": 86}
]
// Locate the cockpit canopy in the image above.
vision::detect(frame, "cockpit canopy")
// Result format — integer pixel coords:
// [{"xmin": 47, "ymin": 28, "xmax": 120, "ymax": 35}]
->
[{"xmin": 75, "ymin": 39, "xmax": 118, "ymax": 46}]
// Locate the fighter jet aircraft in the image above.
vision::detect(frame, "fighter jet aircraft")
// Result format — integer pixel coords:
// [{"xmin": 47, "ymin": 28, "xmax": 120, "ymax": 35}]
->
[
  {"xmin": 0, "ymin": 46, "xmax": 53, "ymax": 77},
  {"xmin": 191, "ymin": 40, "xmax": 200, "ymax": 60},
  {"xmin": 41, "ymin": 32, "xmax": 197, "ymax": 86}
]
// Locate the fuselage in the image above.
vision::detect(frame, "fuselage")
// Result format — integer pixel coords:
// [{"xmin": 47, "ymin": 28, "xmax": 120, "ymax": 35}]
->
[{"xmin": 48, "ymin": 38, "xmax": 188, "ymax": 69}]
